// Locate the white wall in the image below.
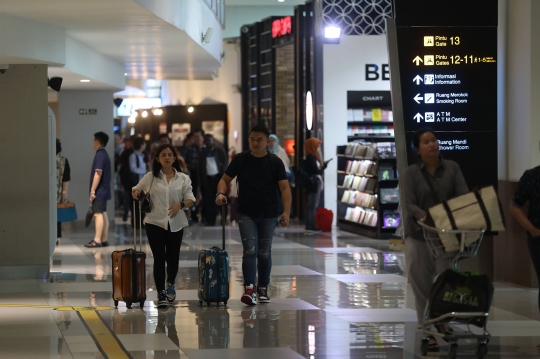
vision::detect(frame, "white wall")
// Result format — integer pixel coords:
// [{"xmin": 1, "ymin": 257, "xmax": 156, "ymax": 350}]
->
[
  {"xmin": 323, "ymin": 35, "xmax": 390, "ymax": 224},
  {"xmin": 58, "ymin": 91, "xmax": 116, "ymax": 221},
  {"xmin": 161, "ymin": 41, "xmax": 243, "ymax": 152},
  {"xmin": 224, "ymin": 6, "xmax": 295, "ymax": 39}
]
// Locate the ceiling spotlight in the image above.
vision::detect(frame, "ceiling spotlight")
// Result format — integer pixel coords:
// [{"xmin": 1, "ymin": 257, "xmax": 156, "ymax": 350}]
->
[
  {"xmin": 324, "ymin": 26, "xmax": 341, "ymax": 44},
  {"xmin": 48, "ymin": 77, "xmax": 63, "ymax": 92},
  {"xmin": 128, "ymin": 116, "xmax": 136, "ymax": 124},
  {"xmin": 80, "ymin": 79, "xmax": 90, "ymax": 82},
  {"xmin": 142, "ymin": 110, "xmax": 148, "ymax": 118},
  {"xmin": 188, "ymin": 106, "xmax": 194, "ymax": 113},
  {"xmin": 278, "ymin": 0, "xmax": 285, "ymax": 2},
  {"xmin": 202, "ymin": 27, "xmax": 214, "ymax": 44},
  {"xmin": 152, "ymin": 108, "xmax": 163, "ymax": 115},
  {"xmin": 124, "ymin": 73, "xmax": 127, "ymax": 76}
]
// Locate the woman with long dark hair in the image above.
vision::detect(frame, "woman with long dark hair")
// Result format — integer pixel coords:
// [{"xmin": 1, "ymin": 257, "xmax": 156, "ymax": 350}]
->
[
  {"xmin": 132, "ymin": 144, "xmax": 196, "ymax": 308},
  {"xmin": 304, "ymin": 138, "xmax": 330, "ymax": 234},
  {"xmin": 401, "ymin": 129, "xmax": 468, "ymax": 351}
]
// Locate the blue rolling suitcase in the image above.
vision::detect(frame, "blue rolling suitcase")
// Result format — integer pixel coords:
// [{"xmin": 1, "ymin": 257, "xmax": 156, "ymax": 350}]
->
[{"xmin": 198, "ymin": 205, "xmax": 230, "ymax": 306}]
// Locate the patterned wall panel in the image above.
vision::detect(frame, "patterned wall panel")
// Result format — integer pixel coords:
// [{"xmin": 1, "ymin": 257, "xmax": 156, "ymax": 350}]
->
[{"xmin": 323, "ymin": 0, "xmax": 392, "ymax": 35}]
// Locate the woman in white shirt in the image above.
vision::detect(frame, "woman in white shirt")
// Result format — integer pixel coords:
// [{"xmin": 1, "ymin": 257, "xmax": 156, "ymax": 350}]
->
[{"xmin": 132, "ymin": 144, "xmax": 196, "ymax": 308}]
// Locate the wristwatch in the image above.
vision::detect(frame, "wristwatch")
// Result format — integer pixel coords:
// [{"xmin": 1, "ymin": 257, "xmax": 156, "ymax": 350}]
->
[
  {"xmin": 180, "ymin": 201, "xmax": 185, "ymax": 209},
  {"xmin": 215, "ymin": 191, "xmax": 226, "ymax": 198}
]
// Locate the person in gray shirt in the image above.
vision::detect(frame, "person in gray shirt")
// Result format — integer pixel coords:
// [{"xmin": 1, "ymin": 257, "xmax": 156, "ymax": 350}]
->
[{"xmin": 401, "ymin": 129, "xmax": 468, "ymax": 350}]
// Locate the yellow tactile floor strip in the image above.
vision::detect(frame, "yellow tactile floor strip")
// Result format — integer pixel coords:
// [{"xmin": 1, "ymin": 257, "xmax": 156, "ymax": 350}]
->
[{"xmin": 77, "ymin": 310, "xmax": 133, "ymax": 359}]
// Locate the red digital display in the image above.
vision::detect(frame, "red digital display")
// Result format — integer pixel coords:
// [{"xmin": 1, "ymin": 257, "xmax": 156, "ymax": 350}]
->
[{"xmin": 272, "ymin": 16, "xmax": 292, "ymax": 38}]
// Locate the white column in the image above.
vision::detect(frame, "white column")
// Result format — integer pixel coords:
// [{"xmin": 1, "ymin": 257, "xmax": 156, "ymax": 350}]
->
[{"xmin": 0, "ymin": 64, "xmax": 54, "ymax": 279}]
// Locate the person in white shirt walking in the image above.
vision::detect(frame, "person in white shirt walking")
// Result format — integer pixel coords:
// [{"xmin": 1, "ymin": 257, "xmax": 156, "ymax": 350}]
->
[{"xmin": 132, "ymin": 144, "xmax": 196, "ymax": 308}]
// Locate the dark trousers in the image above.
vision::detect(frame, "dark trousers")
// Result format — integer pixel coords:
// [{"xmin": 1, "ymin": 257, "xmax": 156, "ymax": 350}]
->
[
  {"xmin": 123, "ymin": 189, "xmax": 132, "ymax": 216},
  {"xmin": 145, "ymin": 224, "xmax": 184, "ymax": 292},
  {"xmin": 57, "ymin": 222, "xmax": 62, "ymax": 238},
  {"xmin": 202, "ymin": 174, "xmax": 221, "ymax": 226},
  {"xmin": 528, "ymin": 236, "xmax": 540, "ymax": 312},
  {"xmin": 189, "ymin": 171, "xmax": 199, "ymax": 222}
]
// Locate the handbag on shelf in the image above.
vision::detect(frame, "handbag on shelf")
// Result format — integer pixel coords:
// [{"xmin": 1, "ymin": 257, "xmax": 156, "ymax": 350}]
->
[{"xmin": 57, "ymin": 202, "xmax": 78, "ymax": 222}]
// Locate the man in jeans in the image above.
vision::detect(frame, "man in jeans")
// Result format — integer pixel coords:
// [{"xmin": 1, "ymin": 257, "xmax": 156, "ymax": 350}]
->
[
  {"xmin": 215, "ymin": 125, "xmax": 291, "ymax": 305},
  {"xmin": 85, "ymin": 132, "xmax": 112, "ymax": 248},
  {"xmin": 509, "ymin": 165, "xmax": 540, "ymax": 351}
]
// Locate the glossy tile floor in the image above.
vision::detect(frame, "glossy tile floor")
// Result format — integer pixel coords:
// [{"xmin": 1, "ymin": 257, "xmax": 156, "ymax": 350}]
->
[{"xmin": 1, "ymin": 218, "xmax": 540, "ymax": 358}]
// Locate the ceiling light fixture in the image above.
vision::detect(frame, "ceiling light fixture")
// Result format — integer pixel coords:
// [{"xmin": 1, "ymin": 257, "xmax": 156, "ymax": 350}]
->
[
  {"xmin": 188, "ymin": 106, "xmax": 194, "ymax": 113},
  {"xmin": 80, "ymin": 79, "xmax": 90, "ymax": 82},
  {"xmin": 324, "ymin": 26, "xmax": 341, "ymax": 44},
  {"xmin": 152, "ymin": 108, "xmax": 163, "ymax": 116},
  {"xmin": 202, "ymin": 27, "xmax": 214, "ymax": 44},
  {"xmin": 142, "ymin": 110, "xmax": 148, "ymax": 118},
  {"xmin": 306, "ymin": 91, "xmax": 313, "ymax": 130},
  {"xmin": 278, "ymin": 0, "xmax": 285, "ymax": 2},
  {"xmin": 128, "ymin": 116, "xmax": 136, "ymax": 124}
]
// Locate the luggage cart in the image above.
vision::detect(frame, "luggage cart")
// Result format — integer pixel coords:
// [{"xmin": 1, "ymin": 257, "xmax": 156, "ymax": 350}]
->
[{"xmin": 417, "ymin": 221, "xmax": 490, "ymax": 359}]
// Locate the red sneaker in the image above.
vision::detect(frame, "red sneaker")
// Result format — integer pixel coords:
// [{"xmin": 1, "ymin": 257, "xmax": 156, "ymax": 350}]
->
[{"xmin": 241, "ymin": 284, "xmax": 257, "ymax": 306}]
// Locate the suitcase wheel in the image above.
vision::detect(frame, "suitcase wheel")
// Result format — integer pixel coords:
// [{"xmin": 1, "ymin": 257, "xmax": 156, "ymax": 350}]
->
[
  {"xmin": 114, "ymin": 300, "xmax": 119, "ymax": 308},
  {"xmin": 224, "ymin": 301, "xmax": 227, "ymax": 306},
  {"xmin": 420, "ymin": 339, "xmax": 429, "ymax": 356},
  {"xmin": 199, "ymin": 301, "xmax": 203, "ymax": 307},
  {"xmin": 206, "ymin": 302, "xmax": 210, "ymax": 307},
  {"xmin": 126, "ymin": 301, "xmax": 132, "ymax": 309},
  {"xmin": 476, "ymin": 344, "xmax": 487, "ymax": 359},
  {"xmin": 139, "ymin": 301, "xmax": 145, "ymax": 308},
  {"xmin": 449, "ymin": 343, "xmax": 458, "ymax": 359}
]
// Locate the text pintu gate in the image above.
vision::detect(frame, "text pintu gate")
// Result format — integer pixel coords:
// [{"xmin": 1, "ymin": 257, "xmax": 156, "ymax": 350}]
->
[{"xmin": 387, "ymin": 0, "xmax": 498, "ymax": 191}]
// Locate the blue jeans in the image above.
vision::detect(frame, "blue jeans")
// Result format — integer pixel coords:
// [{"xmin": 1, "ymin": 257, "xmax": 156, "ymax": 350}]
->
[
  {"xmin": 237, "ymin": 212, "xmax": 278, "ymax": 287},
  {"xmin": 305, "ymin": 178, "xmax": 322, "ymax": 230},
  {"xmin": 528, "ymin": 235, "xmax": 540, "ymax": 312}
]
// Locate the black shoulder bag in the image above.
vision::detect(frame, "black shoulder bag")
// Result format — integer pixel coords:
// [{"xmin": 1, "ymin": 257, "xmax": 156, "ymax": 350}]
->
[{"xmin": 140, "ymin": 176, "xmax": 154, "ymax": 213}]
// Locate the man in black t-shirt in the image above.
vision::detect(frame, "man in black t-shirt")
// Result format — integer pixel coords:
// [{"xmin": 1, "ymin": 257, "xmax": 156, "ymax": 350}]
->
[
  {"xmin": 510, "ymin": 165, "xmax": 540, "ymax": 347},
  {"xmin": 216, "ymin": 125, "xmax": 291, "ymax": 306}
]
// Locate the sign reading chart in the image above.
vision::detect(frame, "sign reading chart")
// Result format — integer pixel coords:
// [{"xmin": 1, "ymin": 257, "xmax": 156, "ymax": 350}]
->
[{"xmin": 397, "ymin": 27, "xmax": 497, "ymax": 132}]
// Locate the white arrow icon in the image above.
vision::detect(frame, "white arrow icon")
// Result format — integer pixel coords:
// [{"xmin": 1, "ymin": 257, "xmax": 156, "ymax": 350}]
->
[
  {"xmin": 413, "ymin": 93, "xmax": 424, "ymax": 104},
  {"xmin": 413, "ymin": 56, "xmax": 423, "ymax": 66},
  {"xmin": 413, "ymin": 75, "xmax": 423, "ymax": 85},
  {"xmin": 414, "ymin": 113, "xmax": 424, "ymax": 123}
]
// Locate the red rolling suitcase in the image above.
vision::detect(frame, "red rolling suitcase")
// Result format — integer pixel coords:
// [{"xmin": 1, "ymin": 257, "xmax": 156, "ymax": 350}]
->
[{"xmin": 112, "ymin": 200, "xmax": 146, "ymax": 309}]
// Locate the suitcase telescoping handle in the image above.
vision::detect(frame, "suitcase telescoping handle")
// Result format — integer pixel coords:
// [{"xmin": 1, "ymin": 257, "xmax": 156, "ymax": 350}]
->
[
  {"xmin": 221, "ymin": 201, "xmax": 226, "ymax": 250},
  {"xmin": 133, "ymin": 199, "xmax": 143, "ymax": 252}
]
